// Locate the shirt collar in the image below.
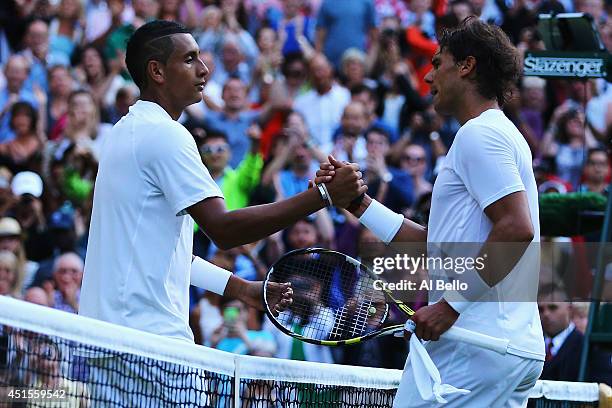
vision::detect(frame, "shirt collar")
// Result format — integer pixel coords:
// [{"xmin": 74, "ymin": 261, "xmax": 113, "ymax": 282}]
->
[
  {"xmin": 546, "ymin": 322, "xmax": 575, "ymax": 353},
  {"xmin": 129, "ymin": 100, "xmax": 174, "ymax": 121}
]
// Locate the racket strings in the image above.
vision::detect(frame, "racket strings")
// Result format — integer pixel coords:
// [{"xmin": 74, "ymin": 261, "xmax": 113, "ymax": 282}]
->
[{"xmin": 268, "ymin": 251, "xmax": 388, "ymax": 342}]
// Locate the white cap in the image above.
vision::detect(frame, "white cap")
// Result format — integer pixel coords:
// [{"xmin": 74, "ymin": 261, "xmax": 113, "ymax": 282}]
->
[{"xmin": 11, "ymin": 171, "xmax": 43, "ymax": 198}]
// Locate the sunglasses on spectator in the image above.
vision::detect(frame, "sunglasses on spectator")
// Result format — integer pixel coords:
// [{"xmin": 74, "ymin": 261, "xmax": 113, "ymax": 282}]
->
[
  {"xmin": 401, "ymin": 155, "xmax": 425, "ymax": 163},
  {"xmin": 201, "ymin": 144, "xmax": 229, "ymax": 154}
]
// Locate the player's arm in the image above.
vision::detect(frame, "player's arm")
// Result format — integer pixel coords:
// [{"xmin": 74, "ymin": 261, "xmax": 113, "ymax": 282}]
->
[
  {"xmin": 190, "ymin": 255, "xmax": 292, "ymax": 315},
  {"xmin": 315, "ymin": 157, "xmax": 427, "ymax": 244},
  {"xmin": 479, "ymin": 190, "xmax": 535, "ymax": 284},
  {"xmin": 350, "ymin": 193, "xmax": 427, "ymax": 243},
  {"xmin": 410, "ymin": 191, "xmax": 534, "ymax": 340},
  {"xmin": 187, "ymin": 163, "xmax": 366, "ymax": 250}
]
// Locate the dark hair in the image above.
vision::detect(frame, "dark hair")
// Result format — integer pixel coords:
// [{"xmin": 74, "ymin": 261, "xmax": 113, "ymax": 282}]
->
[
  {"xmin": 9, "ymin": 102, "xmax": 37, "ymax": 133},
  {"xmin": 75, "ymin": 44, "xmax": 109, "ymax": 77},
  {"xmin": 587, "ymin": 147, "xmax": 608, "ymax": 162},
  {"xmin": 125, "ymin": 20, "xmax": 191, "ymax": 90},
  {"xmin": 281, "ymin": 51, "xmax": 306, "ymax": 77},
  {"xmin": 222, "ymin": 75, "xmax": 245, "ymax": 94},
  {"xmin": 47, "ymin": 64, "xmax": 70, "ymax": 81},
  {"xmin": 350, "ymin": 83, "xmax": 376, "ymax": 99},
  {"xmin": 438, "ymin": 18, "xmax": 520, "ymax": 106},
  {"xmin": 365, "ymin": 126, "xmax": 391, "ymax": 143},
  {"xmin": 555, "ymin": 109, "xmax": 582, "ymax": 144},
  {"xmin": 201, "ymin": 130, "xmax": 229, "ymax": 145}
]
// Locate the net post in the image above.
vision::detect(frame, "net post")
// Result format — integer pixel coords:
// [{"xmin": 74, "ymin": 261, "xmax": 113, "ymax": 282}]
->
[{"xmin": 234, "ymin": 356, "xmax": 241, "ymax": 408}]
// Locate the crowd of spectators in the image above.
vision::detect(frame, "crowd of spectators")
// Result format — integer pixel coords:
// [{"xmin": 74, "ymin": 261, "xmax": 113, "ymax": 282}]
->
[{"xmin": 0, "ymin": 0, "xmax": 611, "ymax": 383}]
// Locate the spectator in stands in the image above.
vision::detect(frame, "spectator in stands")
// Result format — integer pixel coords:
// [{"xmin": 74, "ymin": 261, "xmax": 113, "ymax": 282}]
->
[
  {"xmin": 48, "ymin": 0, "xmax": 85, "ymax": 66},
  {"xmin": 20, "ymin": 19, "xmax": 52, "ymax": 94},
  {"xmin": 211, "ymin": 299, "xmax": 276, "ymax": 357},
  {"xmin": 29, "ymin": 202, "xmax": 79, "ymax": 286},
  {"xmin": 332, "ymin": 101, "xmax": 368, "ymax": 165},
  {"xmin": 340, "ymin": 48, "xmax": 375, "ymax": 90},
  {"xmin": 46, "ymin": 65, "xmax": 74, "ymax": 137},
  {"xmin": 315, "ymin": 0, "xmax": 377, "ymax": 69},
  {"xmin": 400, "ymin": 143, "xmax": 432, "ymax": 208},
  {"xmin": 363, "ymin": 127, "xmax": 413, "ymax": 213},
  {"xmin": 405, "ymin": 0, "xmax": 436, "ymax": 38},
  {"xmin": 539, "ymin": 284, "xmax": 612, "ymax": 383},
  {"xmin": 0, "ymin": 102, "xmax": 43, "ymax": 174},
  {"xmin": 294, "ymin": 53, "xmax": 350, "ymax": 152},
  {"xmin": 215, "ymin": 34, "xmax": 257, "ymax": 86},
  {"xmin": 77, "ymin": 44, "xmax": 127, "ymax": 109},
  {"xmin": 252, "ymin": 27, "xmax": 283, "ymax": 102},
  {"xmin": 272, "ymin": 0, "xmax": 316, "ymax": 57},
  {"xmin": 104, "ymin": 86, "xmax": 138, "ymax": 125},
  {"xmin": 273, "ymin": 134, "xmax": 316, "ymax": 200},
  {"xmin": 350, "ymin": 84, "xmax": 398, "ymax": 143},
  {"xmin": 0, "ymin": 250, "xmax": 21, "ymax": 298},
  {"xmin": 50, "ymin": 252, "xmax": 83, "ymax": 314},
  {"xmin": 10, "ymin": 171, "xmax": 47, "ymax": 262},
  {"xmin": 49, "ymin": 90, "xmax": 111, "ymax": 162},
  {"xmin": 579, "ymin": 147, "xmax": 610, "ymax": 195},
  {"xmin": 200, "ymin": 127, "xmax": 263, "ymax": 210},
  {"xmin": 542, "ymin": 109, "xmax": 591, "ymax": 190},
  {"xmin": 519, "ymin": 76, "xmax": 547, "ymax": 155},
  {"xmin": 571, "ymin": 302, "xmax": 589, "ymax": 334},
  {"xmin": 0, "ymin": 55, "xmax": 39, "ymax": 142},
  {"xmin": 204, "ymin": 77, "xmax": 261, "ymax": 168},
  {"xmin": 0, "ymin": 217, "xmax": 36, "ymax": 290},
  {"xmin": 23, "ymin": 286, "xmax": 49, "ymax": 306},
  {"xmin": 27, "ymin": 336, "xmax": 89, "ymax": 404}
]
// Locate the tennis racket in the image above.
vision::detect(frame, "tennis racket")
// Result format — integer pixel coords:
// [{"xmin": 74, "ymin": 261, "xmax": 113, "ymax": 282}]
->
[{"xmin": 263, "ymin": 248, "xmax": 509, "ymax": 354}]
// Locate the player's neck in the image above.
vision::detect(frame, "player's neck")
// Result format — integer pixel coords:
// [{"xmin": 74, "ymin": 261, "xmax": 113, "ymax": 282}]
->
[
  {"xmin": 140, "ymin": 90, "xmax": 184, "ymax": 121},
  {"xmin": 455, "ymin": 91, "xmax": 500, "ymax": 125}
]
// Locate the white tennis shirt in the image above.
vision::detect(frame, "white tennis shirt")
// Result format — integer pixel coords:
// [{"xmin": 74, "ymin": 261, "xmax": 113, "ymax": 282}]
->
[
  {"xmin": 79, "ymin": 100, "xmax": 223, "ymax": 342},
  {"xmin": 428, "ymin": 109, "xmax": 545, "ymax": 361}
]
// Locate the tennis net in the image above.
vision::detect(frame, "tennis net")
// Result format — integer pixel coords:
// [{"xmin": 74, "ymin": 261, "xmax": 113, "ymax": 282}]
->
[{"xmin": 0, "ymin": 296, "xmax": 602, "ymax": 407}]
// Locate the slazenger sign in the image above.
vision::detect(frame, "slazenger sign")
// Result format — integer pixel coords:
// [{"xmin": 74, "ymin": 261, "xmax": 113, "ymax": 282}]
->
[{"xmin": 523, "ymin": 52, "xmax": 610, "ymax": 79}]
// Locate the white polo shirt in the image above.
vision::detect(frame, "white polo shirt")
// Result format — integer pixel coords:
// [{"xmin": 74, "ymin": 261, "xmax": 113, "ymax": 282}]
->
[
  {"xmin": 293, "ymin": 83, "xmax": 350, "ymax": 152},
  {"xmin": 79, "ymin": 100, "xmax": 223, "ymax": 342},
  {"xmin": 428, "ymin": 109, "xmax": 545, "ymax": 361}
]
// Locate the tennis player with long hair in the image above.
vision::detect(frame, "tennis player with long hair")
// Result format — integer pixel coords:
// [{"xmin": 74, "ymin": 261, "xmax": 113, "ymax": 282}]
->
[
  {"xmin": 317, "ymin": 19, "xmax": 545, "ymax": 407},
  {"xmin": 78, "ymin": 20, "xmax": 365, "ymax": 405}
]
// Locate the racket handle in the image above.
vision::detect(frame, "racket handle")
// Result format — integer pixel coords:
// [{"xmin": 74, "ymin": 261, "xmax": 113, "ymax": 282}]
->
[
  {"xmin": 443, "ymin": 326, "xmax": 509, "ymax": 355},
  {"xmin": 404, "ymin": 320, "xmax": 509, "ymax": 355}
]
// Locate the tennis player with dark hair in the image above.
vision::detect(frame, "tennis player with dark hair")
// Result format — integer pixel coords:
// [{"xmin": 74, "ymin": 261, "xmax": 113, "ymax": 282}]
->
[
  {"xmin": 78, "ymin": 20, "xmax": 365, "ymax": 405},
  {"xmin": 318, "ymin": 18, "xmax": 544, "ymax": 407}
]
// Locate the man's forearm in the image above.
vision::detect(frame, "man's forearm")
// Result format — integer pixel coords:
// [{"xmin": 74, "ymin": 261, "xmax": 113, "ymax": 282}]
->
[
  {"xmin": 475, "ymin": 222, "xmax": 533, "ymax": 287},
  {"xmin": 204, "ymin": 189, "xmax": 325, "ymax": 249}
]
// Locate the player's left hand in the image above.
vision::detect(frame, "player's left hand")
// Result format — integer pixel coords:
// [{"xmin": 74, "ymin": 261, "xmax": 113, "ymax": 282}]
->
[
  {"xmin": 406, "ymin": 300, "xmax": 459, "ymax": 341},
  {"xmin": 242, "ymin": 281, "xmax": 293, "ymax": 316}
]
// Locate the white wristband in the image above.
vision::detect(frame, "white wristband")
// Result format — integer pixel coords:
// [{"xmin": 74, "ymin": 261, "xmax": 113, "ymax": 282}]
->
[
  {"xmin": 191, "ymin": 256, "xmax": 232, "ymax": 295},
  {"xmin": 358, "ymin": 199, "xmax": 404, "ymax": 244}
]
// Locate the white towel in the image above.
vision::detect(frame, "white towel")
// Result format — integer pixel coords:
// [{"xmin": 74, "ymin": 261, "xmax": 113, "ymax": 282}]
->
[{"xmin": 405, "ymin": 320, "xmax": 471, "ymax": 404}]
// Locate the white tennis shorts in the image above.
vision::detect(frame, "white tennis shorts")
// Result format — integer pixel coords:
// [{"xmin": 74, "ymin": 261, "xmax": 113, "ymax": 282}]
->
[{"xmin": 393, "ymin": 338, "xmax": 544, "ymax": 408}]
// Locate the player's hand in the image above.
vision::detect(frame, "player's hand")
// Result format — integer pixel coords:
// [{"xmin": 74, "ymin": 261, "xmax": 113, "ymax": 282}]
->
[
  {"xmin": 241, "ymin": 281, "xmax": 293, "ymax": 316},
  {"xmin": 314, "ymin": 159, "xmax": 336, "ymax": 184},
  {"xmin": 322, "ymin": 156, "xmax": 366, "ymax": 207},
  {"xmin": 405, "ymin": 300, "xmax": 459, "ymax": 341}
]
